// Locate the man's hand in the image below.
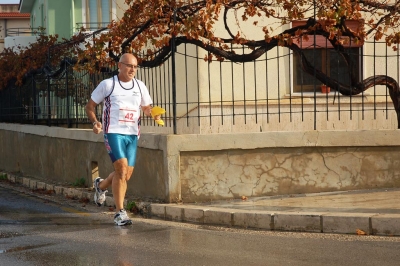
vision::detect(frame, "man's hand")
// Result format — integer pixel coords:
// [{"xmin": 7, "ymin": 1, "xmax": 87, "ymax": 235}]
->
[{"xmin": 93, "ymin": 121, "xmax": 102, "ymax": 134}]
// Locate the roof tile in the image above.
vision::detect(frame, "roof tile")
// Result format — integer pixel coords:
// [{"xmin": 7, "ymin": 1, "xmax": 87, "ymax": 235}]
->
[{"xmin": 0, "ymin": 12, "xmax": 30, "ymax": 18}]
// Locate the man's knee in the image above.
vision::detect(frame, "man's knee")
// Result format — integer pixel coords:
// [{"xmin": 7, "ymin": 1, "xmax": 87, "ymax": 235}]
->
[{"xmin": 125, "ymin": 167, "xmax": 134, "ymax": 181}]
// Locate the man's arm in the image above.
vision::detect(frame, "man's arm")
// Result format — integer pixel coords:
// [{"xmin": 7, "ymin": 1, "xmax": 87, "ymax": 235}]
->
[
  {"xmin": 85, "ymin": 99, "xmax": 102, "ymax": 134},
  {"xmin": 141, "ymin": 105, "xmax": 152, "ymax": 117},
  {"xmin": 142, "ymin": 105, "xmax": 161, "ymax": 121}
]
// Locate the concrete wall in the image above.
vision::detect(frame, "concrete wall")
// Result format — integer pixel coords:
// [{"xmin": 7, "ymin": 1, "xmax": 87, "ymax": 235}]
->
[{"xmin": 1, "ymin": 122, "xmax": 400, "ymax": 203}]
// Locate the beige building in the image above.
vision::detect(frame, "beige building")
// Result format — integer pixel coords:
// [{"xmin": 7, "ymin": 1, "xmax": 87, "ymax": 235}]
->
[{"xmin": 0, "ymin": 4, "xmax": 30, "ymax": 52}]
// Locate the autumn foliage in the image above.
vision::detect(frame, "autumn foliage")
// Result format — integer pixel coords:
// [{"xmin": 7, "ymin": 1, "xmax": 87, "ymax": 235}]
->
[{"xmin": 1, "ymin": 0, "xmax": 400, "ymax": 91}]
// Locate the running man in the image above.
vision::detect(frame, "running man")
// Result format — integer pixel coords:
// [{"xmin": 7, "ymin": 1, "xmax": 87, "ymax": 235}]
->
[{"xmin": 85, "ymin": 53, "xmax": 160, "ymax": 226}]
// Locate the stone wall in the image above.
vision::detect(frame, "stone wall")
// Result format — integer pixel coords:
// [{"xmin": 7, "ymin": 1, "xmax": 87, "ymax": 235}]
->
[{"xmin": 1, "ymin": 123, "xmax": 400, "ymax": 203}]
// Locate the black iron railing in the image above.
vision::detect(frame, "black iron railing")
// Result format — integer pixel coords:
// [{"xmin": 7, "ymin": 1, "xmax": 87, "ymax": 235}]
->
[
  {"xmin": 75, "ymin": 22, "xmax": 110, "ymax": 31},
  {"xmin": 5, "ymin": 28, "xmax": 45, "ymax": 37},
  {"xmin": 0, "ymin": 31, "xmax": 399, "ymax": 133}
]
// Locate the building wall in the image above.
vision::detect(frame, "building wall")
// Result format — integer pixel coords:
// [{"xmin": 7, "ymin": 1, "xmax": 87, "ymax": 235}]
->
[
  {"xmin": 73, "ymin": 0, "xmax": 83, "ymax": 33},
  {"xmin": 30, "ymin": 0, "xmax": 45, "ymax": 30},
  {"xmin": 0, "ymin": 5, "xmax": 30, "ymax": 52},
  {"xmin": 47, "ymin": 0, "xmax": 73, "ymax": 39}
]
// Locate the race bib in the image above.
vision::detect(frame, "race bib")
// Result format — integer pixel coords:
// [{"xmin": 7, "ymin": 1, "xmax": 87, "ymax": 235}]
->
[{"xmin": 118, "ymin": 107, "xmax": 138, "ymax": 125}]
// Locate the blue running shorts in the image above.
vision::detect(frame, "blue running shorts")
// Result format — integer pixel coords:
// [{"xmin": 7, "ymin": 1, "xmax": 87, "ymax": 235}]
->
[{"xmin": 103, "ymin": 133, "xmax": 138, "ymax": 166}]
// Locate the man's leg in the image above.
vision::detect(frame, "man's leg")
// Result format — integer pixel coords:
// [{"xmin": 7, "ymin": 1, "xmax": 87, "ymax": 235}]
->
[
  {"xmin": 98, "ymin": 171, "xmax": 115, "ymax": 191},
  {"xmin": 112, "ymin": 158, "xmax": 134, "ymax": 211}
]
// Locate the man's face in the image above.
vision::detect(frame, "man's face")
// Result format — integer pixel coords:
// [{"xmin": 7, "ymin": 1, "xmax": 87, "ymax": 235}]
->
[{"xmin": 118, "ymin": 56, "xmax": 138, "ymax": 81}]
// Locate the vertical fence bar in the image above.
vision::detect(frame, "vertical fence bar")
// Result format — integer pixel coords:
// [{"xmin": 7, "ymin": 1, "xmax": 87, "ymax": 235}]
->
[
  {"xmin": 356, "ymin": 38, "xmax": 364, "ymax": 122},
  {"xmin": 325, "ymin": 38, "xmax": 329, "ymax": 120},
  {"xmin": 75, "ymin": 77, "xmax": 79, "ymax": 128},
  {"xmin": 171, "ymin": 8, "xmax": 177, "ymax": 134},
  {"xmin": 161, "ymin": 60, "xmax": 167, "ymax": 127},
  {"xmin": 167, "ymin": 54, "xmax": 172, "ymax": 127},
  {"xmin": 299, "ymin": 41, "xmax": 304, "ymax": 121},
  {"xmin": 231, "ymin": 43, "xmax": 235, "ymax": 125},
  {"xmin": 196, "ymin": 47, "xmax": 200, "ymax": 127},
  {"xmin": 349, "ymin": 47, "xmax": 353, "ymax": 122},
  {"xmin": 47, "ymin": 48, "xmax": 52, "ymax": 126},
  {"xmin": 208, "ymin": 53, "xmax": 212, "ymax": 126},
  {"xmin": 242, "ymin": 46, "xmax": 247, "ymax": 124},
  {"xmin": 32, "ymin": 74, "xmax": 37, "ymax": 124},
  {"xmin": 265, "ymin": 52, "xmax": 269, "ymax": 123},
  {"xmin": 253, "ymin": 59, "xmax": 258, "ymax": 124},
  {"xmin": 181, "ymin": 44, "xmax": 187, "ymax": 126},
  {"xmin": 373, "ymin": 39, "xmax": 377, "ymax": 120},
  {"xmin": 313, "ymin": 0, "xmax": 317, "ymax": 130},
  {"xmin": 277, "ymin": 46, "xmax": 281, "ymax": 123},
  {"xmin": 220, "ymin": 60, "xmax": 224, "ymax": 125},
  {"xmin": 66, "ymin": 60, "xmax": 71, "ymax": 128},
  {"xmin": 385, "ymin": 43, "xmax": 389, "ymax": 119},
  {"xmin": 288, "ymin": 49, "xmax": 292, "ymax": 123},
  {"xmin": 184, "ymin": 44, "xmax": 189, "ymax": 126}
]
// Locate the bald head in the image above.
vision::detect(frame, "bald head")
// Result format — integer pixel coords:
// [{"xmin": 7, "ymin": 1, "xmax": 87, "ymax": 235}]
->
[
  {"xmin": 118, "ymin": 53, "xmax": 138, "ymax": 82},
  {"xmin": 119, "ymin": 53, "xmax": 137, "ymax": 62}
]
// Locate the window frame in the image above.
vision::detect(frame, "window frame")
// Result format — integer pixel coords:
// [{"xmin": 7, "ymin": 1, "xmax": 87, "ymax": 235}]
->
[
  {"xmin": 290, "ymin": 20, "xmax": 364, "ymax": 94},
  {"xmin": 83, "ymin": 0, "xmax": 113, "ymax": 30}
]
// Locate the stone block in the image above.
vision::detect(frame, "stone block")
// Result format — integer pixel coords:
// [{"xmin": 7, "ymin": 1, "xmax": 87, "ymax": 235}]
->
[
  {"xmin": 82, "ymin": 191, "xmax": 92, "ymax": 201},
  {"xmin": 46, "ymin": 184, "xmax": 55, "ymax": 191},
  {"xmin": 7, "ymin": 174, "xmax": 15, "ymax": 183},
  {"xmin": 204, "ymin": 208, "xmax": 235, "ymax": 226},
  {"xmin": 63, "ymin": 188, "xmax": 74, "ymax": 198},
  {"xmin": 274, "ymin": 212, "xmax": 322, "ymax": 232},
  {"xmin": 72, "ymin": 189, "xmax": 83, "ymax": 199},
  {"xmin": 165, "ymin": 205, "xmax": 184, "ymax": 221},
  {"xmin": 183, "ymin": 207, "xmax": 207, "ymax": 224},
  {"xmin": 15, "ymin": 176, "xmax": 23, "ymax": 184},
  {"xmin": 322, "ymin": 213, "xmax": 371, "ymax": 234},
  {"xmin": 105, "ymin": 196, "xmax": 115, "ymax": 207},
  {"xmin": 22, "ymin": 177, "xmax": 30, "ymax": 187},
  {"xmin": 54, "ymin": 186, "xmax": 64, "ymax": 195},
  {"xmin": 234, "ymin": 210, "xmax": 273, "ymax": 230},
  {"xmin": 29, "ymin": 180, "xmax": 37, "ymax": 189},
  {"xmin": 150, "ymin": 204, "xmax": 166, "ymax": 219},
  {"xmin": 371, "ymin": 214, "xmax": 400, "ymax": 236},
  {"xmin": 36, "ymin": 182, "xmax": 46, "ymax": 190}
]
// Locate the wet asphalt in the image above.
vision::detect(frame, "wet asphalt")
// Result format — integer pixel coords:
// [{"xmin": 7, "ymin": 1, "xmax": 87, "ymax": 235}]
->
[{"xmin": 2, "ymin": 181, "xmax": 400, "ymax": 266}]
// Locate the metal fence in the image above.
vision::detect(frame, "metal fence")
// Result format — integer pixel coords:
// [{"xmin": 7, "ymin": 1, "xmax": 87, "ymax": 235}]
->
[{"xmin": 0, "ymin": 36, "xmax": 399, "ymax": 133}]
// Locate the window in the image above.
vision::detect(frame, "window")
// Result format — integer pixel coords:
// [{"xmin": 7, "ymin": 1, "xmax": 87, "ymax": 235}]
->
[
  {"xmin": 292, "ymin": 20, "xmax": 363, "ymax": 93},
  {"xmin": 86, "ymin": 0, "xmax": 112, "ymax": 29}
]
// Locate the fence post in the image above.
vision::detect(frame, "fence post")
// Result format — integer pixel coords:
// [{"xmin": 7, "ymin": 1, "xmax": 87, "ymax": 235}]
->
[
  {"xmin": 171, "ymin": 8, "xmax": 177, "ymax": 134},
  {"xmin": 32, "ymin": 74, "xmax": 37, "ymax": 124},
  {"xmin": 65, "ymin": 59, "xmax": 71, "ymax": 128},
  {"xmin": 47, "ymin": 48, "xmax": 52, "ymax": 126}
]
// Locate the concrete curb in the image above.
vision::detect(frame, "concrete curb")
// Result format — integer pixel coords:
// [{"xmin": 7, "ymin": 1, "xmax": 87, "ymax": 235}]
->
[
  {"xmin": 2, "ymin": 172, "xmax": 400, "ymax": 236},
  {"xmin": 3, "ymin": 172, "xmax": 116, "ymax": 208},
  {"xmin": 150, "ymin": 203, "xmax": 400, "ymax": 236}
]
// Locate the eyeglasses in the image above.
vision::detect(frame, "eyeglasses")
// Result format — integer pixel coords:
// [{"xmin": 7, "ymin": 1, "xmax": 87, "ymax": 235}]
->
[{"xmin": 119, "ymin": 62, "xmax": 138, "ymax": 69}]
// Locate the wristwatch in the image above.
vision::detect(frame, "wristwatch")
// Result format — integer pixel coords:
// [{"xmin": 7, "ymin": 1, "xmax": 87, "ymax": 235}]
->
[{"xmin": 93, "ymin": 121, "xmax": 98, "ymax": 126}]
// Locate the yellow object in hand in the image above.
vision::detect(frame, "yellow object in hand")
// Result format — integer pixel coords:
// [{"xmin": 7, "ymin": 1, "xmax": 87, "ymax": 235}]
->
[{"xmin": 151, "ymin": 106, "xmax": 166, "ymax": 126}]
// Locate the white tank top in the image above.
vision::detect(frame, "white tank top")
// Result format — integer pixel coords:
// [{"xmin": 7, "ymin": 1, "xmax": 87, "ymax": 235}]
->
[{"xmin": 91, "ymin": 75, "xmax": 153, "ymax": 135}]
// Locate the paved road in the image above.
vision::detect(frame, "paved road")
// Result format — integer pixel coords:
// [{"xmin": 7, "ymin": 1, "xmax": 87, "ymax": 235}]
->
[{"xmin": 1, "ymin": 181, "xmax": 400, "ymax": 266}]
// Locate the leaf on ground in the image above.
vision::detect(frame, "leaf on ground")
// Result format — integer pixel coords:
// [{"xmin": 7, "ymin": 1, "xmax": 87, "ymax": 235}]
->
[
  {"xmin": 241, "ymin": 196, "xmax": 248, "ymax": 201},
  {"xmin": 356, "ymin": 229, "xmax": 367, "ymax": 235}
]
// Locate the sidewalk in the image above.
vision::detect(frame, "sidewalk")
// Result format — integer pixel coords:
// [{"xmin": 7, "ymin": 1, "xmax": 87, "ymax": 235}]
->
[
  {"xmin": 150, "ymin": 188, "xmax": 400, "ymax": 236},
  {"xmin": 2, "ymin": 172, "xmax": 400, "ymax": 236}
]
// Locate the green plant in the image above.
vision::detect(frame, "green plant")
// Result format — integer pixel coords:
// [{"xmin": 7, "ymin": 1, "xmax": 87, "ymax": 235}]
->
[
  {"xmin": 0, "ymin": 173, "xmax": 7, "ymax": 180},
  {"xmin": 71, "ymin": 177, "xmax": 86, "ymax": 187},
  {"xmin": 126, "ymin": 201, "xmax": 139, "ymax": 214}
]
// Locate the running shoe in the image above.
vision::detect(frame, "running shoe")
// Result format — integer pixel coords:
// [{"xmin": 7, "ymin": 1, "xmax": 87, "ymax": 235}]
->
[
  {"xmin": 114, "ymin": 209, "xmax": 133, "ymax": 226},
  {"xmin": 94, "ymin": 177, "xmax": 108, "ymax": 206}
]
